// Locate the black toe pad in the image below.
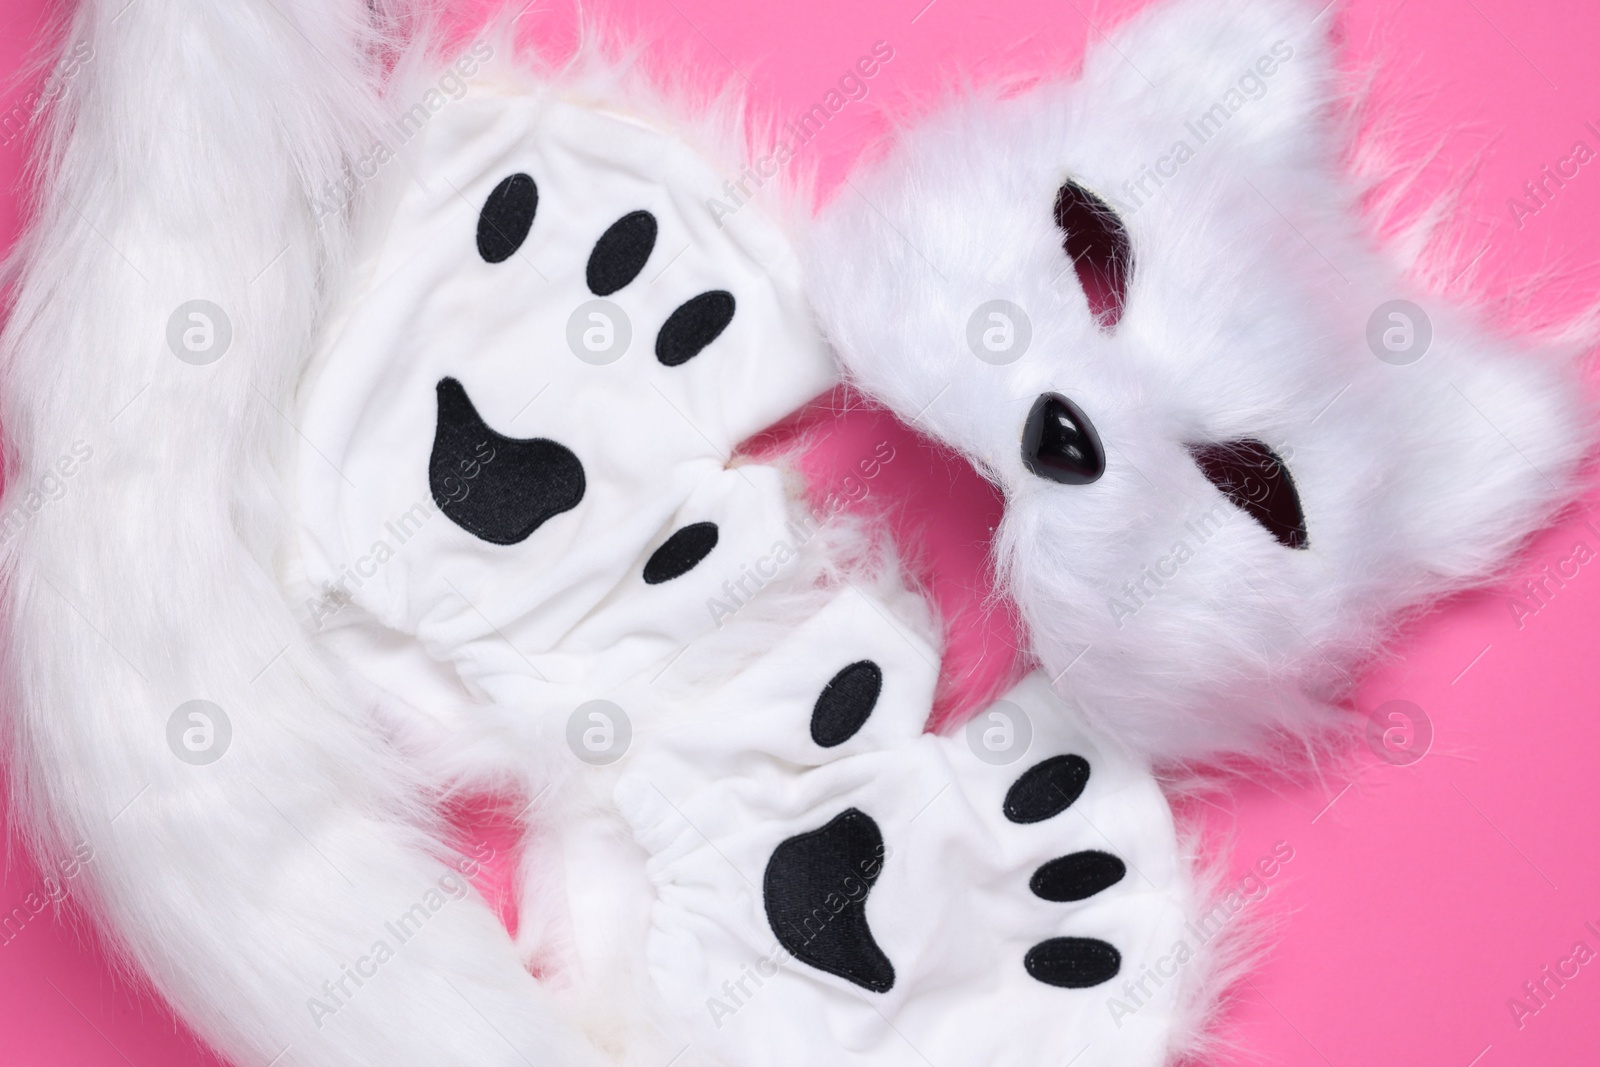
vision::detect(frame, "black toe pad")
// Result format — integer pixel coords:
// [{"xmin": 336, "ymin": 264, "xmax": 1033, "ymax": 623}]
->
[
  {"xmin": 810, "ymin": 661, "xmax": 883, "ymax": 748},
  {"xmin": 1030, "ymin": 850, "xmax": 1126, "ymax": 902},
  {"xmin": 1004, "ymin": 754, "xmax": 1091, "ymax": 824},
  {"xmin": 1024, "ymin": 937, "xmax": 1122, "ymax": 988}
]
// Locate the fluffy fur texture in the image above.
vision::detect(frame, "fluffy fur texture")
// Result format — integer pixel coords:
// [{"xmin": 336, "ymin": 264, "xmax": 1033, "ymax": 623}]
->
[
  {"xmin": 0, "ymin": 3, "xmax": 600, "ymax": 1066},
  {"xmin": 808, "ymin": 0, "xmax": 1594, "ymax": 765},
  {"xmin": 2, "ymin": 1, "xmax": 1586, "ymax": 1066}
]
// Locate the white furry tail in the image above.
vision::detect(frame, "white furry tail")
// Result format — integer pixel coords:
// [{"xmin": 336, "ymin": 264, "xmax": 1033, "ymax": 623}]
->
[{"xmin": 0, "ymin": 2, "xmax": 588, "ymax": 1064}]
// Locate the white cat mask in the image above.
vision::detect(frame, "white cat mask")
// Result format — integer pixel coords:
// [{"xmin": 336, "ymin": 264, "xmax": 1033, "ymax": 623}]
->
[{"xmin": 809, "ymin": 0, "xmax": 1592, "ymax": 762}]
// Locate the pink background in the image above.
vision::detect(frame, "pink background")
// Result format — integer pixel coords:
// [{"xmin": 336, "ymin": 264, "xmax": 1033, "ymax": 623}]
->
[{"xmin": 2, "ymin": 0, "xmax": 1599, "ymax": 1063}]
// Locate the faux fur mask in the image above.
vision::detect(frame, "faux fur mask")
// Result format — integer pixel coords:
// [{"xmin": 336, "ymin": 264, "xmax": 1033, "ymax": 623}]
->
[{"xmin": 808, "ymin": 0, "xmax": 1594, "ymax": 764}]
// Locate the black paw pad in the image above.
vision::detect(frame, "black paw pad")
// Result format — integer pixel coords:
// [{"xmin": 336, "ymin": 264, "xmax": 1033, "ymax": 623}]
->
[
  {"xmin": 1030, "ymin": 850, "xmax": 1126, "ymax": 902},
  {"xmin": 810, "ymin": 661, "xmax": 883, "ymax": 748},
  {"xmin": 656, "ymin": 290, "xmax": 735, "ymax": 367},
  {"xmin": 588, "ymin": 210, "xmax": 657, "ymax": 295},
  {"xmin": 764, "ymin": 808, "xmax": 894, "ymax": 993},
  {"xmin": 430, "ymin": 378, "xmax": 585, "ymax": 545},
  {"xmin": 476, "ymin": 173, "xmax": 538, "ymax": 263},
  {"xmin": 1003, "ymin": 754, "xmax": 1091, "ymax": 824},
  {"xmin": 1024, "ymin": 937, "xmax": 1121, "ymax": 988},
  {"xmin": 643, "ymin": 522, "xmax": 719, "ymax": 584}
]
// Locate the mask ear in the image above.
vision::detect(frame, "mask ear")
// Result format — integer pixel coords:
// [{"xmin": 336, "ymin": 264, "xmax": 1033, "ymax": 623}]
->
[
  {"xmin": 1380, "ymin": 321, "xmax": 1594, "ymax": 582},
  {"xmin": 1081, "ymin": 0, "xmax": 1334, "ymax": 167}
]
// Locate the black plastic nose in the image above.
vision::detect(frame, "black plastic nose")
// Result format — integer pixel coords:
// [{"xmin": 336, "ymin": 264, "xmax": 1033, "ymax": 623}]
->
[{"xmin": 1022, "ymin": 394, "xmax": 1104, "ymax": 485}]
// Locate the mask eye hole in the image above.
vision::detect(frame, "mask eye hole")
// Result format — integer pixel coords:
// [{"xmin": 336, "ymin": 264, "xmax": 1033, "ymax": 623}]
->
[
  {"xmin": 1187, "ymin": 439, "xmax": 1308, "ymax": 550},
  {"xmin": 1054, "ymin": 180, "xmax": 1131, "ymax": 330}
]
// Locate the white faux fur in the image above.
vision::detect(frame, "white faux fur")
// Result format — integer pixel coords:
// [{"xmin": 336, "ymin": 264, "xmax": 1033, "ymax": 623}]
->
[
  {"xmin": 808, "ymin": 0, "xmax": 1594, "ymax": 766},
  {"xmin": 7, "ymin": 2, "xmax": 1579, "ymax": 1066},
  {"xmin": 0, "ymin": 3, "xmax": 599, "ymax": 1066}
]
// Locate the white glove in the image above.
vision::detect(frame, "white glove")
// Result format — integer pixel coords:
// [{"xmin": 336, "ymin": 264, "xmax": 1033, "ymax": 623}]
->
[{"xmin": 614, "ymin": 584, "xmax": 1193, "ymax": 1067}]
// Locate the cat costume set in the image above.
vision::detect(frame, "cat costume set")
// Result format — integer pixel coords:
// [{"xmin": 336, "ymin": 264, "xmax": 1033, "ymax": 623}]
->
[{"xmin": 0, "ymin": 1, "xmax": 1587, "ymax": 1066}]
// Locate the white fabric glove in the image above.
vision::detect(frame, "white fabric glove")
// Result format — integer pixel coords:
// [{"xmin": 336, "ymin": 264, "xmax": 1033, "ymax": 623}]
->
[{"xmin": 614, "ymin": 584, "xmax": 1191, "ymax": 1067}]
